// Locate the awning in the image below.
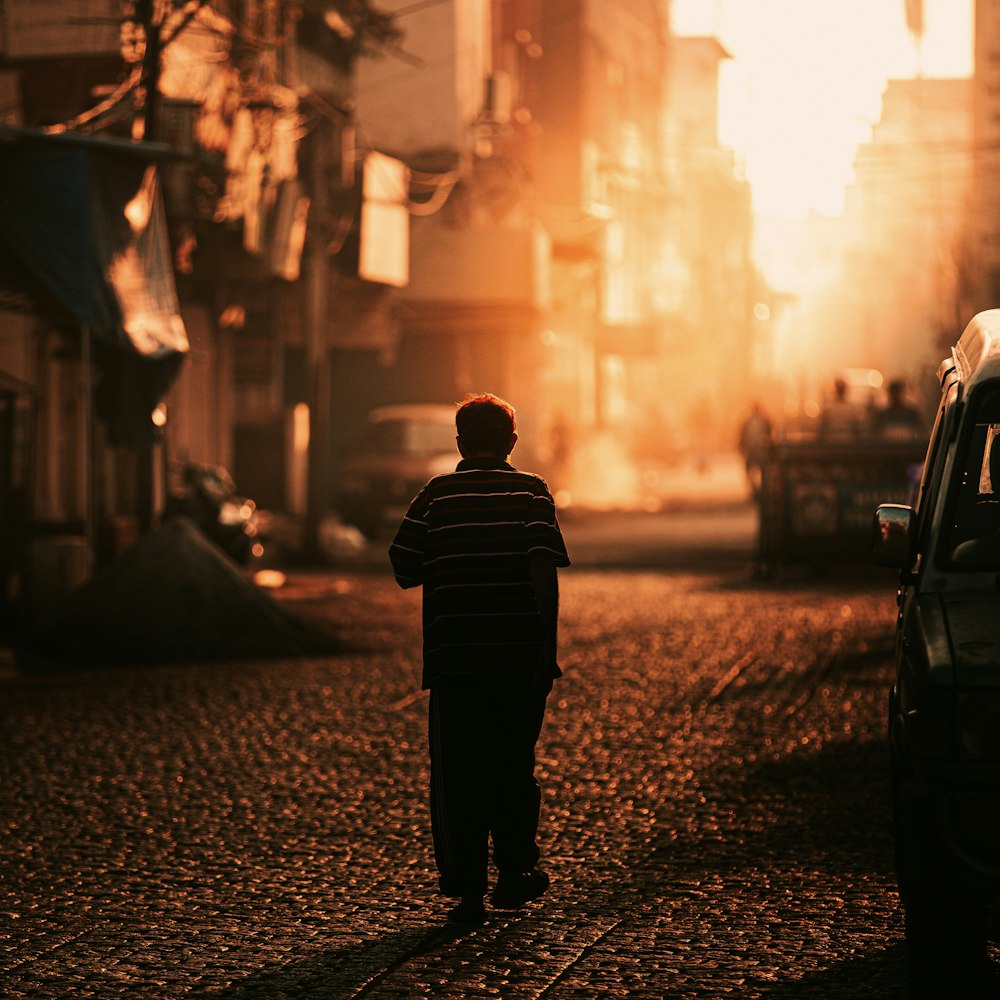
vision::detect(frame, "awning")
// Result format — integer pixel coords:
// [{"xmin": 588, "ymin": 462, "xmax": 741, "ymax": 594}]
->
[
  {"xmin": 0, "ymin": 132, "xmax": 190, "ymax": 446},
  {"xmin": 0, "ymin": 134, "xmax": 188, "ymax": 359}
]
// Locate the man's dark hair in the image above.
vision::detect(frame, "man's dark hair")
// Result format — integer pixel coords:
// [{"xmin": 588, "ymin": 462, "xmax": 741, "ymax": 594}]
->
[{"xmin": 456, "ymin": 393, "xmax": 516, "ymax": 456}]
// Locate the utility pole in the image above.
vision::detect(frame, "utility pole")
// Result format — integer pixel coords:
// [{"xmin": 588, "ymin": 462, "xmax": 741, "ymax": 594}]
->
[
  {"xmin": 136, "ymin": 0, "xmax": 161, "ymax": 142},
  {"xmin": 303, "ymin": 126, "xmax": 333, "ymax": 558},
  {"xmin": 135, "ymin": 0, "xmax": 162, "ymax": 533}
]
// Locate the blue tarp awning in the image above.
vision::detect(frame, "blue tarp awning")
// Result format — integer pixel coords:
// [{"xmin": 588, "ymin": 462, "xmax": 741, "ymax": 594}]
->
[
  {"xmin": 0, "ymin": 134, "xmax": 189, "ymax": 446},
  {"xmin": 0, "ymin": 136, "xmax": 188, "ymax": 359}
]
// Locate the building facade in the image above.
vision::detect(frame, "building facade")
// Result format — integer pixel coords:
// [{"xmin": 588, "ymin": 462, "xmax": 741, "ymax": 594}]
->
[{"xmin": 0, "ymin": 0, "xmax": 761, "ymax": 621}]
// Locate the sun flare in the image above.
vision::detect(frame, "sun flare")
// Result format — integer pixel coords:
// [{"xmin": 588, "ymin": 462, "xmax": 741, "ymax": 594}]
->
[{"xmin": 672, "ymin": 0, "xmax": 974, "ymax": 221}]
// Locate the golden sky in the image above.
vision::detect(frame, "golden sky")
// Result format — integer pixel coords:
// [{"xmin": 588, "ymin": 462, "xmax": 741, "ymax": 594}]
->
[{"xmin": 672, "ymin": 0, "xmax": 974, "ymax": 219}]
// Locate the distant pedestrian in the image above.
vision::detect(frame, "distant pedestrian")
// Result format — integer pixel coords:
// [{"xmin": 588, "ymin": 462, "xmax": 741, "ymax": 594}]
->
[
  {"xmin": 546, "ymin": 410, "xmax": 573, "ymax": 494},
  {"xmin": 819, "ymin": 376, "xmax": 865, "ymax": 441},
  {"xmin": 737, "ymin": 401, "xmax": 773, "ymax": 499},
  {"xmin": 689, "ymin": 390, "xmax": 717, "ymax": 475},
  {"xmin": 873, "ymin": 379, "xmax": 925, "ymax": 442},
  {"xmin": 388, "ymin": 392, "xmax": 571, "ymax": 925}
]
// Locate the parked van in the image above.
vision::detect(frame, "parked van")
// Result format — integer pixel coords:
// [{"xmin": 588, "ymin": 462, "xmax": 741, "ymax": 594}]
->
[
  {"xmin": 873, "ymin": 309, "xmax": 1000, "ymax": 997},
  {"xmin": 336, "ymin": 404, "xmax": 457, "ymax": 537}
]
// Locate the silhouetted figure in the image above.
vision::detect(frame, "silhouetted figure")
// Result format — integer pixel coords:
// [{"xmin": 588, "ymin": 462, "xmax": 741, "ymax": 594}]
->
[
  {"xmin": 873, "ymin": 379, "xmax": 925, "ymax": 441},
  {"xmin": 388, "ymin": 393, "xmax": 570, "ymax": 925},
  {"xmin": 689, "ymin": 390, "xmax": 717, "ymax": 475},
  {"xmin": 819, "ymin": 376, "xmax": 865, "ymax": 441},
  {"xmin": 546, "ymin": 410, "xmax": 573, "ymax": 493},
  {"xmin": 737, "ymin": 401, "xmax": 773, "ymax": 499}
]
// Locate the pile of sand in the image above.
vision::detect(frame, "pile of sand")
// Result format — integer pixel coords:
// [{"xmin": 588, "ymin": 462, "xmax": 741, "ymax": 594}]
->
[{"xmin": 16, "ymin": 517, "xmax": 340, "ymax": 670}]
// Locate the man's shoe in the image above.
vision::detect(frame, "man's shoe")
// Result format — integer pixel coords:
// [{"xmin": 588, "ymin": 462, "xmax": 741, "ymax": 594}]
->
[
  {"xmin": 445, "ymin": 897, "xmax": 487, "ymax": 925},
  {"xmin": 491, "ymin": 870, "xmax": 550, "ymax": 909}
]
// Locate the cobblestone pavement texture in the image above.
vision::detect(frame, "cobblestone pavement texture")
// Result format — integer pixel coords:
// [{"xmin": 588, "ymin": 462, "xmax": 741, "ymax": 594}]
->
[{"xmin": 1, "ymin": 561, "xmax": 989, "ymax": 997}]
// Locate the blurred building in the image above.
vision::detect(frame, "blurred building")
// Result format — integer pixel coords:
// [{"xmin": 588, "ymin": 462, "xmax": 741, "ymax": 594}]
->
[
  {"xmin": 350, "ymin": 2, "xmax": 754, "ymax": 499},
  {"xmin": 346, "ymin": 0, "xmax": 545, "ymax": 453},
  {"xmin": 964, "ymin": 0, "xmax": 1000, "ymax": 314},
  {"xmin": 0, "ymin": 0, "xmax": 190, "ymax": 621},
  {"xmin": 0, "ymin": 0, "xmax": 757, "ymax": 619},
  {"xmin": 0, "ymin": 0, "xmax": 401, "ymax": 619},
  {"xmin": 840, "ymin": 77, "xmax": 972, "ymax": 379},
  {"xmin": 660, "ymin": 35, "xmax": 757, "ymax": 460}
]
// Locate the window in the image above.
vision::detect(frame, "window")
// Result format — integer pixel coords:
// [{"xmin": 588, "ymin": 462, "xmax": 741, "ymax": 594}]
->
[{"xmin": 947, "ymin": 388, "xmax": 1000, "ymax": 567}]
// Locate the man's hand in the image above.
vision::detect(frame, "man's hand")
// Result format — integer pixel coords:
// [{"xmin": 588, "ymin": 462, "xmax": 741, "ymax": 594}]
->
[{"xmin": 533, "ymin": 635, "xmax": 558, "ymax": 692}]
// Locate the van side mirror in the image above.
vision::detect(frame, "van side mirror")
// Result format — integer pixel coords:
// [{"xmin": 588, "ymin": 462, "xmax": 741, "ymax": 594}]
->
[{"xmin": 872, "ymin": 504, "xmax": 916, "ymax": 569}]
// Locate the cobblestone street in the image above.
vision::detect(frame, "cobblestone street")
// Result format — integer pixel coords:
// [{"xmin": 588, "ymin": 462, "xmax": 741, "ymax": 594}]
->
[{"xmin": 1, "ymin": 561, "xmax": 929, "ymax": 997}]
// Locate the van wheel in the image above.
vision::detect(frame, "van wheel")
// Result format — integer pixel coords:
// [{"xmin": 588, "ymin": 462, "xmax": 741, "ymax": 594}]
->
[{"xmin": 892, "ymin": 771, "xmax": 989, "ymax": 997}]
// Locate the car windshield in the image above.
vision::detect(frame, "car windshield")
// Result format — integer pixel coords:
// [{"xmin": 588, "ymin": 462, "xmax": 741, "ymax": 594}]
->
[
  {"xmin": 947, "ymin": 387, "xmax": 1000, "ymax": 567},
  {"xmin": 367, "ymin": 417, "xmax": 455, "ymax": 457}
]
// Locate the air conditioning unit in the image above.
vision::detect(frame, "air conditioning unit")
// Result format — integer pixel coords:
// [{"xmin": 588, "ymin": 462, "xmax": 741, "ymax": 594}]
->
[{"xmin": 482, "ymin": 72, "xmax": 511, "ymax": 125}]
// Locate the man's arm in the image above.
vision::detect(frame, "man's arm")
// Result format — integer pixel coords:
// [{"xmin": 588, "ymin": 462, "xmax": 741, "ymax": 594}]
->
[
  {"xmin": 528, "ymin": 554, "xmax": 559, "ymax": 682},
  {"xmin": 388, "ymin": 493, "xmax": 429, "ymax": 589}
]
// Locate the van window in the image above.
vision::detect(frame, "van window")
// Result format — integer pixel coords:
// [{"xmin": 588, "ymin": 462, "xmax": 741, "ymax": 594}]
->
[
  {"xmin": 913, "ymin": 401, "xmax": 946, "ymax": 517},
  {"xmin": 947, "ymin": 388, "xmax": 1000, "ymax": 567},
  {"xmin": 367, "ymin": 418, "xmax": 455, "ymax": 457}
]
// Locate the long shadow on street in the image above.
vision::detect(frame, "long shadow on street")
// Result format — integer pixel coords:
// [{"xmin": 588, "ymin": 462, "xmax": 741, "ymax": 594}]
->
[{"xmin": 191, "ymin": 923, "xmax": 477, "ymax": 998}]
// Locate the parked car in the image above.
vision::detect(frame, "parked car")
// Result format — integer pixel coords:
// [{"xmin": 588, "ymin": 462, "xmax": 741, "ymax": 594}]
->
[
  {"xmin": 336, "ymin": 404, "xmax": 457, "ymax": 537},
  {"xmin": 873, "ymin": 309, "xmax": 1000, "ymax": 997}
]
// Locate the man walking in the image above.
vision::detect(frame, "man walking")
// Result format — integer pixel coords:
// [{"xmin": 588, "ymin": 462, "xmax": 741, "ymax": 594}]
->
[{"xmin": 388, "ymin": 393, "xmax": 571, "ymax": 924}]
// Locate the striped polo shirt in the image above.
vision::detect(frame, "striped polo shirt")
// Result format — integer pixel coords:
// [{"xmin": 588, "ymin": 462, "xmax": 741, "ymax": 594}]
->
[{"xmin": 388, "ymin": 458, "xmax": 571, "ymax": 689}]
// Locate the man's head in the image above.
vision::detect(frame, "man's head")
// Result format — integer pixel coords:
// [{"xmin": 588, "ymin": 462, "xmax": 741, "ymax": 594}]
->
[{"xmin": 456, "ymin": 393, "xmax": 517, "ymax": 459}]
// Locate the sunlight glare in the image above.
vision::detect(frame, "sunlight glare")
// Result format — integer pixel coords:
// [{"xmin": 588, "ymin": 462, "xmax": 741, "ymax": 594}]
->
[{"xmin": 672, "ymin": 0, "xmax": 974, "ymax": 220}]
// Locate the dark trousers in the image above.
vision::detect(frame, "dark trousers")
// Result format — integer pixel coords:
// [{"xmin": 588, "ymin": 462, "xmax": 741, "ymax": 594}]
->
[{"xmin": 428, "ymin": 677, "xmax": 549, "ymax": 898}]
